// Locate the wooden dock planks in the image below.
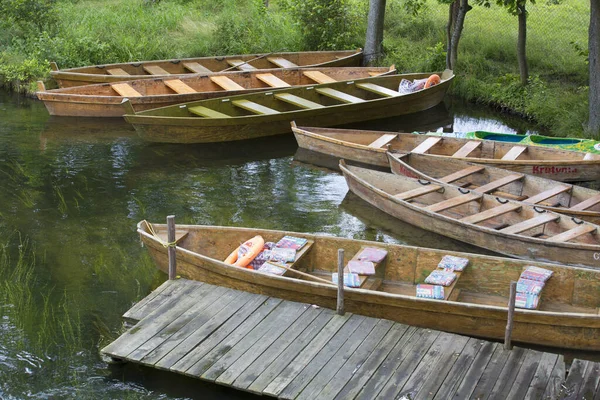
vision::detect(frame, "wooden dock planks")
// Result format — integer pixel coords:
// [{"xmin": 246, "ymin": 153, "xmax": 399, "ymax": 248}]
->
[{"xmin": 103, "ymin": 279, "xmax": 600, "ymax": 400}]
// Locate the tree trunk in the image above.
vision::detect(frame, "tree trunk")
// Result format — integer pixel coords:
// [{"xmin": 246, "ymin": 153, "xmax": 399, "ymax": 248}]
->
[
  {"xmin": 446, "ymin": 1, "xmax": 459, "ymax": 70},
  {"xmin": 449, "ymin": 0, "xmax": 470, "ymax": 70},
  {"xmin": 517, "ymin": 3, "xmax": 529, "ymax": 85},
  {"xmin": 363, "ymin": 0, "xmax": 387, "ymax": 66},
  {"xmin": 589, "ymin": 0, "xmax": 600, "ymax": 138}
]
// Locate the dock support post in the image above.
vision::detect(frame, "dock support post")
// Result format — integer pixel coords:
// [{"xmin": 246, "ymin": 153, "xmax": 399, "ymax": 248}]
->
[
  {"xmin": 167, "ymin": 215, "xmax": 176, "ymax": 280},
  {"xmin": 504, "ymin": 281, "xmax": 517, "ymax": 350},
  {"xmin": 337, "ymin": 249, "xmax": 344, "ymax": 315}
]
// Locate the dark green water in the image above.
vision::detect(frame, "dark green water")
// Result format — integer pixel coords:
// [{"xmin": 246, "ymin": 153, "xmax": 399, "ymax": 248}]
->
[{"xmin": 0, "ymin": 91, "xmax": 547, "ymax": 399}]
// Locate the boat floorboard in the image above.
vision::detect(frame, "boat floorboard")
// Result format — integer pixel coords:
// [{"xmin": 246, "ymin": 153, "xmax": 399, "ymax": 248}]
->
[{"xmin": 103, "ymin": 279, "xmax": 600, "ymax": 400}]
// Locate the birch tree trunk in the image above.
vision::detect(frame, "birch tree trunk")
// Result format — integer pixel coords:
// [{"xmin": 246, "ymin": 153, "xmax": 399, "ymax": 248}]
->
[
  {"xmin": 363, "ymin": 0, "xmax": 387, "ymax": 66},
  {"xmin": 589, "ymin": 0, "xmax": 600, "ymax": 138}
]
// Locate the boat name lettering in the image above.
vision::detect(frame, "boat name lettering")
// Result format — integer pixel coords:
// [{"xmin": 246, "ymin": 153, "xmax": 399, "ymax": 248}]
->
[
  {"xmin": 594, "ymin": 253, "xmax": 600, "ymax": 261},
  {"xmin": 395, "ymin": 165, "xmax": 418, "ymax": 179},
  {"xmin": 532, "ymin": 166, "xmax": 578, "ymax": 175}
]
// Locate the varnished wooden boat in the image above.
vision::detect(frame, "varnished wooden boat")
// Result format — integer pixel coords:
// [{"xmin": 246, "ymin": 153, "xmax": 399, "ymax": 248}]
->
[
  {"xmin": 387, "ymin": 152, "xmax": 600, "ymax": 224},
  {"xmin": 291, "ymin": 125, "xmax": 600, "ymax": 182},
  {"xmin": 37, "ymin": 67, "xmax": 395, "ymax": 117},
  {"xmin": 124, "ymin": 70, "xmax": 454, "ymax": 143},
  {"xmin": 50, "ymin": 50, "xmax": 364, "ymax": 88},
  {"xmin": 138, "ymin": 221, "xmax": 600, "ymax": 351},
  {"xmin": 340, "ymin": 160, "xmax": 600, "ymax": 269}
]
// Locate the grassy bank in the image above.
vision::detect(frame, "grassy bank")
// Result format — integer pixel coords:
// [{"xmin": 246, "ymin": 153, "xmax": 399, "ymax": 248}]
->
[{"xmin": 0, "ymin": 0, "xmax": 591, "ymax": 136}]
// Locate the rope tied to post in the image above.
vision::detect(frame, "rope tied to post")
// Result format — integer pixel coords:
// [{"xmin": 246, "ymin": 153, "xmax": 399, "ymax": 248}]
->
[{"xmin": 144, "ymin": 220, "xmax": 178, "ymax": 248}]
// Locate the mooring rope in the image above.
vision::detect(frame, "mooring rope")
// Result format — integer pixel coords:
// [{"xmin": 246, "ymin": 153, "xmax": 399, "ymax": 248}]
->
[{"xmin": 143, "ymin": 220, "xmax": 177, "ymax": 248}]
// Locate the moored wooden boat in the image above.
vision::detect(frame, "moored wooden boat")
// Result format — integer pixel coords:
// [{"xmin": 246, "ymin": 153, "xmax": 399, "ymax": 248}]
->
[
  {"xmin": 138, "ymin": 220, "xmax": 600, "ymax": 351},
  {"xmin": 464, "ymin": 131, "xmax": 600, "ymax": 154},
  {"xmin": 291, "ymin": 125, "xmax": 600, "ymax": 182},
  {"xmin": 124, "ymin": 70, "xmax": 454, "ymax": 143},
  {"xmin": 51, "ymin": 49, "xmax": 364, "ymax": 88},
  {"xmin": 387, "ymin": 152, "xmax": 600, "ymax": 224},
  {"xmin": 36, "ymin": 67, "xmax": 395, "ymax": 117},
  {"xmin": 340, "ymin": 160, "xmax": 600, "ymax": 269}
]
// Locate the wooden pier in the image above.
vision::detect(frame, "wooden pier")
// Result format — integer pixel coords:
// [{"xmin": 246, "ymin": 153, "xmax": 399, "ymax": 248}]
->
[{"xmin": 102, "ymin": 279, "xmax": 600, "ymax": 399}]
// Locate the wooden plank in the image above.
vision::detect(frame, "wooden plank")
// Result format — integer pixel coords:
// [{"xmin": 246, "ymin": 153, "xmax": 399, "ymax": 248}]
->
[
  {"xmin": 303, "ymin": 70, "xmax": 337, "ymax": 84},
  {"xmin": 164, "ymin": 79, "xmax": 197, "ymax": 94},
  {"xmin": 355, "ymin": 82, "xmax": 401, "ymax": 97},
  {"xmin": 487, "ymin": 347, "xmax": 528, "ymax": 399},
  {"xmin": 395, "ymin": 184, "xmax": 443, "ymax": 201},
  {"xmin": 425, "ymin": 193, "xmax": 482, "ymax": 213},
  {"xmin": 332, "ymin": 323, "xmax": 410, "ymax": 400},
  {"xmin": 576, "ymin": 361, "xmax": 600, "ymax": 400},
  {"xmin": 547, "ymin": 225, "xmax": 597, "ymax": 243},
  {"xmin": 560, "ymin": 359, "xmax": 590, "ymax": 400},
  {"xmin": 279, "ymin": 315, "xmax": 376, "ymax": 400},
  {"xmin": 439, "ymin": 165, "xmax": 485, "ymax": 183},
  {"xmin": 451, "ymin": 341, "xmax": 498, "ymax": 399},
  {"xmin": 143, "ymin": 65, "xmax": 171, "ymax": 75},
  {"xmin": 123, "ymin": 279, "xmax": 186, "ymax": 323},
  {"xmin": 499, "ymin": 214, "xmax": 560, "ymax": 235},
  {"xmin": 302, "ymin": 319, "xmax": 394, "ymax": 400},
  {"xmin": 541, "ymin": 355, "xmax": 566, "ymax": 400},
  {"xmin": 110, "ymin": 83, "xmax": 142, "ymax": 97},
  {"xmin": 368, "ymin": 134, "xmax": 398, "ymax": 149},
  {"xmin": 183, "ymin": 61, "xmax": 212, "ymax": 73},
  {"xmin": 207, "ymin": 301, "xmax": 309, "ymax": 383},
  {"xmin": 227, "ymin": 59, "xmax": 257, "ymax": 71},
  {"xmin": 231, "ymin": 99, "xmax": 280, "ymax": 115},
  {"xmin": 360, "ymin": 277, "xmax": 383, "ymax": 291},
  {"xmin": 570, "ymin": 193, "xmax": 600, "ymax": 211},
  {"xmin": 411, "ymin": 136, "xmax": 442, "ymax": 154},
  {"xmin": 525, "ymin": 185, "xmax": 572, "ymax": 204},
  {"xmin": 188, "ymin": 106, "xmax": 231, "ymax": 118},
  {"xmin": 469, "ymin": 345, "xmax": 513, "ymax": 400},
  {"xmin": 106, "ymin": 68, "xmax": 129, "ymax": 76},
  {"xmin": 501, "ymin": 145, "xmax": 527, "ymax": 160},
  {"xmin": 460, "ymin": 203, "xmax": 522, "ymax": 225},
  {"xmin": 523, "ymin": 352, "xmax": 560, "ymax": 400},
  {"xmin": 475, "ymin": 174, "xmax": 524, "ymax": 193},
  {"xmin": 267, "ymin": 56, "xmax": 298, "ymax": 68},
  {"xmin": 256, "ymin": 73, "xmax": 291, "ymax": 88},
  {"xmin": 443, "ymin": 270, "xmax": 463, "ymax": 300},
  {"xmin": 315, "ymin": 87, "xmax": 365, "ymax": 104},
  {"xmin": 247, "ymin": 309, "xmax": 342, "ymax": 394},
  {"xmin": 274, "ymin": 93, "xmax": 324, "ymax": 109},
  {"xmin": 452, "ymin": 140, "xmax": 482, "ymax": 158},
  {"xmin": 210, "ymin": 75, "xmax": 245, "ymax": 91},
  {"xmin": 504, "ymin": 350, "xmax": 544, "ymax": 399}
]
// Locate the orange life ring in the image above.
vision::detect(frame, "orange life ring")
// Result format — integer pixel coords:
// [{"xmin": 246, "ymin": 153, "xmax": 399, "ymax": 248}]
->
[
  {"xmin": 223, "ymin": 235, "xmax": 265, "ymax": 268},
  {"xmin": 424, "ymin": 74, "xmax": 441, "ymax": 89}
]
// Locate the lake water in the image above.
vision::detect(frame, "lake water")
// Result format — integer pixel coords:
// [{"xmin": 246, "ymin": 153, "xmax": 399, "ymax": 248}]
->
[{"xmin": 0, "ymin": 90, "xmax": 574, "ymax": 399}]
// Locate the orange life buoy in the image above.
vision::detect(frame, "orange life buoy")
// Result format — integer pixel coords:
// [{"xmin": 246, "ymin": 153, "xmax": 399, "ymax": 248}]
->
[
  {"xmin": 223, "ymin": 235, "xmax": 265, "ymax": 268},
  {"xmin": 424, "ymin": 74, "xmax": 441, "ymax": 89}
]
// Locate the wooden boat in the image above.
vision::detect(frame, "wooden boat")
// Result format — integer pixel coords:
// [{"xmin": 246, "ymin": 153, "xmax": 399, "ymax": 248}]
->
[
  {"xmin": 124, "ymin": 70, "xmax": 454, "ymax": 143},
  {"xmin": 36, "ymin": 66, "xmax": 395, "ymax": 117},
  {"xmin": 387, "ymin": 152, "xmax": 600, "ymax": 224},
  {"xmin": 340, "ymin": 160, "xmax": 600, "ymax": 269},
  {"xmin": 137, "ymin": 220, "xmax": 600, "ymax": 351},
  {"xmin": 291, "ymin": 125, "xmax": 600, "ymax": 182},
  {"xmin": 50, "ymin": 50, "xmax": 364, "ymax": 88},
  {"xmin": 465, "ymin": 131, "xmax": 600, "ymax": 154}
]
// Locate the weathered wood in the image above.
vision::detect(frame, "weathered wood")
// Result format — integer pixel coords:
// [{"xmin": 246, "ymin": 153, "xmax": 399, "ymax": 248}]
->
[
  {"xmin": 447, "ymin": 341, "xmax": 497, "ymax": 400},
  {"xmin": 570, "ymin": 193, "xmax": 600, "ymax": 211},
  {"xmin": 505, "ymin": 350, "xmax": 544, "ymax": 399},
  {"xmin": 167, "ymin": 215, "xmax": 176, "ymax": 280},
  {"xmin": 303, "ymin": 70, "xmax": 337, "ymax": 84},
  {"xmin": 122, "ymin": 279, "xmax": 191, "ymax": 323},
  {"xmin": 209, "ymin": 75, "xmax": 245, "ymax": 91},
  {"xmin": 541, "ymin": 355, "xmax": 566, "ymax": 400},
  {"xmin": 227, "ymin": 59, "xmax": 257, "ymax": 71},
  {"xmin": 431, "ymin": 338, "xmax": 485, "ymax": 399},
  {"xmin": 439, "ymin": 165, "xmax": 485, "ymax": 183},
  {"xmin": 164, "ymin": 79, "xmax": 196, "ymax": 94},
  {"xmin": 525, "ymin": 185, "xmax": 572, "ymax": 204},
  {"xmin": 267, "ymin": 56, "xmax": 298, "ymax": 68},
  {"xmin": 231, "ymin": 99, "xmax": 279, "ymax": 115},
  {"xmin": 355, "ymin": 82, "xmax": 401, "ymax": 97},
  {"xmin": 368, "ymin": 134, "xmax": 398, "ymax": 149},
  {"xmin": 523, "ymin": 352, "xmax": 560, "ymax": 400},
  {"xmin": 411, "ymin": 136, "xmax": 442, "ymax": 154},
  {"xmin": 452, "ymin": 140, "xmax": 482, "ymax": 158},
  {"xmin": 183, "ymin": 61, "xmax": 212, "ymax": 73},
  {"xmin": 547, "ymin": 225, "xmax": 597, "ymax": 243},
  {"xmin": 110, "ymin": 83, "xmax": 142, "ymax": 97},
  {"xmin": 488, "ymin": 347, "xmax": 528, "ymax": 398},
  {"xmin": 395, "ymin": 184, "xmax": 443, "ymax": 200},
  {"xmin": 425, "ymin": 193, "xmax": 482, "ymax": 213},
  {"xmin": 315, "ymin": 87, "xmax": 365, "ymax": 104},
  {"xmin": 505, "ymin": 281, "xmax": 517, "ymax": 350},
  {"xmin": 274, "ymin": 93, "xmax": 324, "ymax": 109},
  {"xmin": 574, "ymin": 361, "xmax": 600, "ymax": 400},
  {"xmin": 499, "ymin": 214, "xmax": 560, "ymax": 234},
  {"xmin": 106, "ymin": 68, "xmax": 129, "ymax": 76},
  {"xmin": 560, "ymin": 359, "xmax": 589, "ymax": 400},
  {"xmin": 460, "ymin": 203, "xmax": 522, "ymax": 224},
  {"xmin": 501, "ymin": 145, "xmax": 527, "ymax": 160},
  {"xmin": 476, "ymin": 174, "xmax": 524, "ymax": 193},
  {"xmin": 469, "ymin": 345, "xmax": 513, "ymax": 399},
  {"xmin": 337, "ymin": 249, "xmax": 344, "ymax": 315},
  {"xmin": 256, "ymin": 73, "xmax": 291, "ymax": 88},
  {"xmin": 144, "ymin": 65, "xmax": 171, "ymax": 75}
]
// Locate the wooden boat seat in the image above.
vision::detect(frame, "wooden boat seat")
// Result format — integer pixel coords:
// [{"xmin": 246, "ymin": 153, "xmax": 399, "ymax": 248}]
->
[
  {"xmin": 231, "ymin": 99, "xmax": 279, "ymax": 115},
  {"xmin": 524, "ymin": 185, "xmax": 572, "ymax": 204},
  {"xmin": 394, "ymin": 184, "xmax": 443, "ymax": 201},
  {"xmin": 266, "ymin": 57, "xmax": 298, "ymax": 68},
  {"xmin": 164, "ymin": 79, "xmax": 197, "ymax": 94},
  {"xmin": 344, "ymin": 246, "xmax": 387, "ymax": 289},
  {"xmin": 156, "ymin": 230, "xmax": 189, "ymax": 245},
  {"xmin": 452, "ymin": 140, "xmax": 482, "ymax": 158},
  {"xmin": 182, "ymin": 62, "xmax": 212, "ymax": 73},
  {"xmin": 279, "ymin": 239, "xmax": 315, "ymax": 277},
  {"xmin": 475, "ymin": 174, "xmax": 524, "ymax": 193},
  {"xmin": 460, "ymin": 203, "xmax": 522, "ymax": 224},
  {"xmin": 188, "ymin": 106, "xmax": 231, "ymax": 118},
  {"xmin": 106, "ymin": 68, "xmax": 129, "ymax": 76},
  {"xmin": 499, "ymin": 214, "xmax": 560, "ymax": 235},
  {"xmin": 368, "ymin": 134, "xmax": 398, "ymax": 149},
  {"xmin": 256, "ymin": 73, "xmax": 291, "ymax": 88},
  {"xmin": 425, "ymin": 193, "xmax": 482, "ymax": 213},
  {"xmin": 439, "ymin": 165, "xmax": 485, "ymax": 183},
  {"xmin": 443, "ymin": 270, "xmax": 464, "ymax": 300},
  {"xmin": 110, "ymin": 83, "xmax": 142, "ymax": 97},
  {"xmin": 302, "ymin": 70, "xmax": 336, "ymax": 84},
  {"xmin": 570, "ymin": 194, "xmax": 600, "ymax": 211},
  {"xmin": 501, "ymin": 145, "xmax": 527, "ymax": 160},
  {"xmin": 210, "ymin": 75, "xmax": 245, "ymax": 91},
  {"xmin": 227, "ymin": 59, "xmax": 257, "ymax": 71},
  {"xmin": 547, "ymin": 225, "xmax": 597, "ymax": 243},
  {"xmin": 315, "ymin": 88, "xmax": 365, "ymax": 104},
  {"xmin": 355, "ymin": 82, "xmax": 401, "ymax": 98},
  {"xmin": 274, "ymin": 93, "xmax": 324, "ymax": 109},
  {"xmin": 143, "ymin": 65, "xmax": 171, "ymax": 75},
  {"xmin": 411, "ymin": 137, "xmax": 442, "ymax": 154}
]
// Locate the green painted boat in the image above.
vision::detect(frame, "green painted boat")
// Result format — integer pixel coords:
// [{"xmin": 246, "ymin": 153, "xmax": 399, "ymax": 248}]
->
[{"xmin": 465, "ymin": 131, "xmax": 600, "ymax": 154}]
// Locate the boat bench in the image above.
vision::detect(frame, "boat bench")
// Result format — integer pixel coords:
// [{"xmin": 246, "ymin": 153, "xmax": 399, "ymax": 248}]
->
[
  {"xmin": 143, "ymin": 65, "xmax": 171, "ymax": 75},
  {"xmin": 316, "ymin": 87, "xmax": 365, "ymax": 104},
  {"xmin": 188, "ymin": 106, "xmax": 231, "ymax": 118},
  {"xmin": 106, "ymin": 68, "xmax": 129, "ymax": 76},
  {"xmin": 111, "ymin": 83, "xmax": 142, "ymax": 97},
  {"xmin": 344, "ymin": 246, "xmax": 387, "ymax": 290},
  {"xmin": 227, "ymin": 59, "xmax": 257, "ymax": 71},
  {"xmin": 257, "ymin": 73, "xmax": 291, "ymax": 88},
  {"xmin": 274, "ymin": 93, "xmax": 324, "ymax": 110},
  {"xmin": 280, "ymin": 240, "xmax": 315, "ymax": 277},
  {"xmin": 355, "ymin": 82, "xmax": 401, "ymax": 98},
  {"xmin": 303, "ymin": 70, "xmax": 337, "ymax": 84},
  {"xmin": 183, "ymin": 62, "xmax": 212, "ymax": 74},
  {"xmin": 267, "ymin": 57, "xmax": 298, "ymax": 69},
  {"xmin": 232, "ymin": 99, "xmax": 279, "ymax": 115},
  {"xmin": 210, "ymin": 76, "xmax": 245, "ymax": 91},
  {"xmin": 164, "ymin": 79, "xmax": 197, "ymax": 94}
]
